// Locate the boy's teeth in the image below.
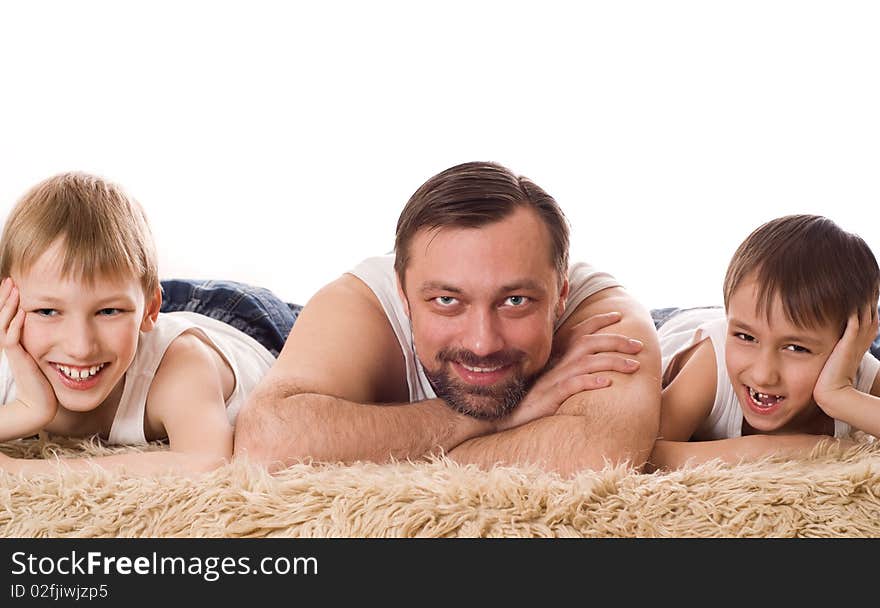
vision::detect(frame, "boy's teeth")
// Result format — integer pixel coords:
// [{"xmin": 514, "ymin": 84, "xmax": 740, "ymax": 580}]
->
[
  {"xmin": 749, "ymin": 386, "xmax": 784, "ymax": 406},
  {"xmin": 56, "ymin": 363, "xmax": 105, "ymax": 381}
]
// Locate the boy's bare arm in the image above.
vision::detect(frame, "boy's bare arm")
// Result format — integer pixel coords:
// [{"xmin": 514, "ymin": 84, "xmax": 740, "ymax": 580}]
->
[
  {"xmin": 145, "ymin": 333, "xmax": 234, "ymax": 461},
  {"xmin": 233, "ymin": 275, "xmax": 498, "ymax": 469},
  {"xmin": 448, "ymin": 288, "xmax": 662, "ymax": 474},
  {"xmin": 657, "ymin": 338, "xmax": 718, "ymax": 442}
]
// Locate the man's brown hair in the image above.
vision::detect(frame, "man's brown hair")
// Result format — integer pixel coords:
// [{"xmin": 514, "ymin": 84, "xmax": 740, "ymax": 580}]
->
[
  {"xmin": 393, "ymin": 161, "xmax": 570, "ymax": 284},
  {"xmin": 0, "ymin": 172, "xmax": 159, "ymax": 296},
  {"xmin": 723, "ymin": 214, "xmax": 880, "ymax": 330}
]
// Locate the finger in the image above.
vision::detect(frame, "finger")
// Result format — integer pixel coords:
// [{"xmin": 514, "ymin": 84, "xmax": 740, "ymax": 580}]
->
[
  {"xmin": 6, "ymin": 308, "xmax": 25, "ymax": 345},
  {"xmin": 573, "ymin": 333, "xmax": 644, "ymax": 356},
  {"xmin": 863, "ymin": 303, "xmax": 878, "ymax": 328},
  {"xmin": 575, "ymin": 311, "xmax": 623, "ymax": 334},
  {"xmin": 558, "ymin": 353, "xmax": 640, "ymax": 376},
  {"xmin": 842, "ymin": 312, "xmax": 860, "ymax": 341},
  {"xmin": 556, "ymin": 373, "xmax": 611, "ymax": 400},
  {"xmin": 860, "ymin": 304, "xmax": 872, "ymax": 327},
  {"xmin": 0, "ymin": 286, "xmax": 20, "ymax": 332},
  {"xmin": 0, "ymin": 277, "xmax": 11, "ymax": 300}
]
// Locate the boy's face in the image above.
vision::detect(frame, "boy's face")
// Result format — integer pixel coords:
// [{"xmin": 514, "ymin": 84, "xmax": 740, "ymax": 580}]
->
[
  {"xmin": 12, "ymin": 240, "xmax": 160, "ymax": 414},
  {"xmin": 725, "ymin": 275, "xmax": 840, "ymax": 433}
]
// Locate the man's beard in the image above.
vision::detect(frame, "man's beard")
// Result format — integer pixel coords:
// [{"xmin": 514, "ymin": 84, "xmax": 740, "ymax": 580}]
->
[{"xmin": 422, "ymin": 347, "xmax": 536, "ymax": 420}]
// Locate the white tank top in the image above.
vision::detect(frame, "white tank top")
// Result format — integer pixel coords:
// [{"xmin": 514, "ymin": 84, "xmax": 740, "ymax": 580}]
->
[
  {"xmin": 107, "ymin": 311, "xmax": 275, "ymax": 444},
  {"xmin": 658, "ymin": 307, "xmax": 880, "ymax": 439},
  {"xmin": 349, "ymin": 255, "xmax": 621, "ymax": 402}
]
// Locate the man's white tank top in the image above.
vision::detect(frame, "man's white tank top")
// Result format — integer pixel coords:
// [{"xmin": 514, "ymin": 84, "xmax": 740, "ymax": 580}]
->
[{"xmin": 349, "ymin": 255, "xmax": 621, "ymax": 402}]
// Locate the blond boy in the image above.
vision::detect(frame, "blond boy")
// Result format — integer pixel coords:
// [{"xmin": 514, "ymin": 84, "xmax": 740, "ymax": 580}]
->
[{"xmin": 0, "ymin": 172, "xmax": 277, "ymax": 474}]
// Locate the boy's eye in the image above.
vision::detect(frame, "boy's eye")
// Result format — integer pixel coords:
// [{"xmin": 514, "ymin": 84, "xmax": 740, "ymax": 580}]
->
[
  {"xmin": 503, "ymin": 295, "xmax": 529, "ymax": 307},
  {"xmin": 784, "ymin": 344, "xmax": 811, "ymax": 354},
  {"xmin": 98, "ymin": 308, "xmax": 123, "ymax": 316},
  {"xmin": 34, "ymin": 309, "xmax": 58, "ymax": 317},
  {"xmin": 433, "ymin": 296, "xmax": 458, "ymax": 307},
  {"xmin": 733, "ymin": 332, "xmax": 755, "ymax": 342}
]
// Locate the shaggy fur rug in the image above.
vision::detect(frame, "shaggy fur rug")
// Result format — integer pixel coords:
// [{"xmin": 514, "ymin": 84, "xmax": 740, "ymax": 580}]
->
[{"xmin": 2, "ymin": 436, "xmax": 880, "ymax": 538}]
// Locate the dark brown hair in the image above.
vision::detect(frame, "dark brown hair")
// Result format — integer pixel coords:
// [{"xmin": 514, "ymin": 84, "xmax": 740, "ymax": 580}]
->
[
  {"xmin": 0, "ymin": 172, "xmax": 159, "ymax": 296},
  {"xmin": 394, "ymin": 161, "xmax": 570, "ymax": 283},
  {"xmin": 723, "ymin": 214, "xmax": 880, "ymax": 330}
]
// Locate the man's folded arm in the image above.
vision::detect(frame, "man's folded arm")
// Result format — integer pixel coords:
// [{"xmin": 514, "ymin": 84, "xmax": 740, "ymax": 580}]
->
[{"xmin": 233, "ymin": 274, "xmax": 494, "ymax": 468}]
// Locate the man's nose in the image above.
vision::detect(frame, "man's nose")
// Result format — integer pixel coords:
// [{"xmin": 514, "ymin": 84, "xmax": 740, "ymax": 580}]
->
[{"xmin": 460, "ymin": 309, "xmax": 505, "ymax": 357}]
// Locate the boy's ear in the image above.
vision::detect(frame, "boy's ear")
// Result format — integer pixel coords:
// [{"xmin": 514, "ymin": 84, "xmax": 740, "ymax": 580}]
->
[{"xmin": 140, "ymin": 286, "xmax": 162, "ymax": 332}]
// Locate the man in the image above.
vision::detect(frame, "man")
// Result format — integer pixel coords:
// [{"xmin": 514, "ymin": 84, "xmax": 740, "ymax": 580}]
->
[{"xmin": 234, "ymin": 162, "xmax": 661, "ymax": 475}]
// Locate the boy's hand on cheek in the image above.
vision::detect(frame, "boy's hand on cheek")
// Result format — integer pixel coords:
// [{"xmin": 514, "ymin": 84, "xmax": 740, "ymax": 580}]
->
[
  {"xmin": 814, "ymin": 306, "xmax": 879, "ymax": 411},
  {"xmin": 0, "ymin": 278, "xmax": 58, "ymax": 434}
]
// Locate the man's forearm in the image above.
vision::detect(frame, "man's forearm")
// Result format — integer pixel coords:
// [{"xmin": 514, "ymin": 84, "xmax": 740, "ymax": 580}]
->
[
  {"xmin": 233, "ymin": 390, "xmax": 494, "ymax": 469},
  {"xmin": 449, "ymin": 388, "xmax": 660, "ymax": 476}
]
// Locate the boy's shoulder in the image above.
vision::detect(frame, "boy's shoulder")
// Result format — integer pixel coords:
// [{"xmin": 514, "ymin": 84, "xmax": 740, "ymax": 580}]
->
[{"xmin": 142, "ymin": 330, "xmax": 235, "ymax": 437}]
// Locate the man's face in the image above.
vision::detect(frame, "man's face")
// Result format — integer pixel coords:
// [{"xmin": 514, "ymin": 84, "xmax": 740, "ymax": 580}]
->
[{"xmin": 399, "ymin": 206, "xmax": 567, "ymax": 420}]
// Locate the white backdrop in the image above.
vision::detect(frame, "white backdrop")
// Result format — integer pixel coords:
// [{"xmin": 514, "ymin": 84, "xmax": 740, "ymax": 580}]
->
[{"xmin": 2, "ymin": 1, "xmax": 878, "ymax": 309}]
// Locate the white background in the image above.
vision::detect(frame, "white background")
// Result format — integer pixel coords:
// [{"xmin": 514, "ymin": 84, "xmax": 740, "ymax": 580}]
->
[{"xmin": 1, "ymin": 1, "xmax": 877, "ymax": 309}]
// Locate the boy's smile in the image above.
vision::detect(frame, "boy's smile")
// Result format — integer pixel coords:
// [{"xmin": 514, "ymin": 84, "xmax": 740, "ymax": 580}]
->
[
  {"xmin": 11, "ymin": 239, "xmax": 159, "ymax": 415},
  {"xmin": 725, "ymin": 275, "xmax": 840, "ymax": 433}
]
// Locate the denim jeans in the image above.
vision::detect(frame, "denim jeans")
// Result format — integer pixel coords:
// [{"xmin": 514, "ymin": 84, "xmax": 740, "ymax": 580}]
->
[
  {"xmin": 159, "ymin": 279, "xmax": 302, "ymax": 357},
  {"xmin": 651, "ymin": 306, "xmax": 880, "ymax": 361}
]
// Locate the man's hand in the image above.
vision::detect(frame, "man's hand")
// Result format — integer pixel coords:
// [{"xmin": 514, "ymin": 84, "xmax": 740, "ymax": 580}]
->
[
  {"xmin": 0, "ymin": 278, "xmax": 58, "ymax": 439},
  {"xmin": 495, "ymin": 311, "xmax": 643, "ymax": 432},
  {"xmin": 814, "ymin": 305, "xmax": 879, "ymax": 413}
]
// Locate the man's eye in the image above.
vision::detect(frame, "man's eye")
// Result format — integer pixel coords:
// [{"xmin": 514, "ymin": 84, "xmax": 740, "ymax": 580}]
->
[
  {"xmin": 434, "ymin": 296, "xmax": 458, "ymax": 306},
  {"xmin": 504, "ymin": 295, "xmax": 529, "ymax": 307}
]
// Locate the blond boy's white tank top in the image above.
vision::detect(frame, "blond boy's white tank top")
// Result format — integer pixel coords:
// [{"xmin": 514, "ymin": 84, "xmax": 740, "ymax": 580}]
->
[
  {"xmin": 349, "ymin": 255, "xmax": 621, "ymax": 402},
  {"xmin": 108, "ymin": 311, "xmax": 275, "ymax": 444},
  {"xmin": 658, "ymin": 307, "xmax": 880, "ymax": 439}
]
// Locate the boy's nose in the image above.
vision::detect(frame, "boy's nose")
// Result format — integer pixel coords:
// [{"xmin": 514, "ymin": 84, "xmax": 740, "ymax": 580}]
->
[
  {"xmin": 750, "ymin": 349, "xmax": 781, "ymax": 387},
  {"xmin": 62, "ymin": 322, "xmax": 100, "ymax": 360}
]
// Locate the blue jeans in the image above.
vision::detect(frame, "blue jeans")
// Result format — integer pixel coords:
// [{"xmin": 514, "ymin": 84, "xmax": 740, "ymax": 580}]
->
[
  {"xmin": 160, "ymin": 279, "xmax": 302, "ymax": 357},
  {"xmin": 651, "ymin": 307, "xmax": 880, "ymax": 362}
]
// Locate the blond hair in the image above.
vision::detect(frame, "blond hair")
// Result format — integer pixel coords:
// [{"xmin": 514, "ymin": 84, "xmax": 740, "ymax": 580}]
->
[{"xmin": 0, "ymin": 172, "xmax": 159, "ymax": 296}]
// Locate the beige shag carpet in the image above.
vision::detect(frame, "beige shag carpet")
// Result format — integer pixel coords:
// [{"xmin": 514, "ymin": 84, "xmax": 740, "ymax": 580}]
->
[{"xmin": 2, "ymin": 435, "xmax": 880, "ymax": 537}]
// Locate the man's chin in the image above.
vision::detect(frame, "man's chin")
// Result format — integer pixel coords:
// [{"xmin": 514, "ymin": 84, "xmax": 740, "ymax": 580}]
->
[
  {"xmin": 424, "ymin": 369, "xmax": 530, "ymax": 421},
  {"xmin": 444, "ymin": 392, "xmax": 514, "ymax": 420}
]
